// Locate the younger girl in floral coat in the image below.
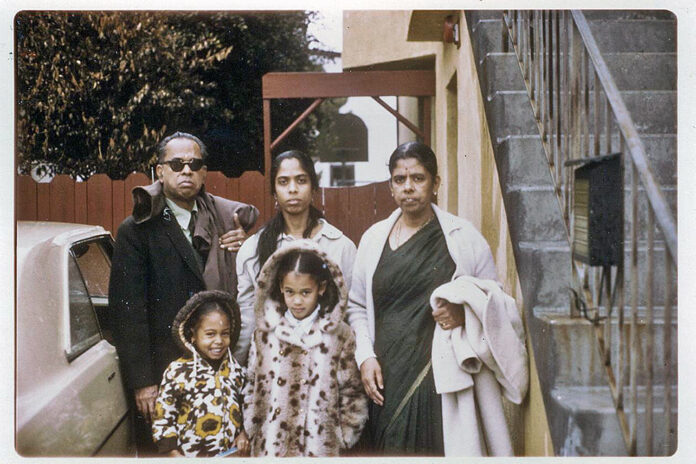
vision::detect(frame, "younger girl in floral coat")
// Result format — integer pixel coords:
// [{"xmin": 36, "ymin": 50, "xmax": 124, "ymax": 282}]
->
[
  {"xmin": 152, "ymin": 290, "xmax": 249, "ymax": 457},
  {"xmin": 243, "ymin": 240, "xmax": 368, "ymax": 456}
]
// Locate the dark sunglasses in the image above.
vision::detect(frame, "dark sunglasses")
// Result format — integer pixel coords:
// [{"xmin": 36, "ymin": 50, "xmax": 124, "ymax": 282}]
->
[{"xmin": 160, "ymin": 158, "xmax": 206, "ymax": 172}]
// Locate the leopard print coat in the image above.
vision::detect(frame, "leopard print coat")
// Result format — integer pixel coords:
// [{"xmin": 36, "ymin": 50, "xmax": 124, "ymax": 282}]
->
[{"xmin": 243, "ymin": 240, "xmax": 368, "ymax": 457}]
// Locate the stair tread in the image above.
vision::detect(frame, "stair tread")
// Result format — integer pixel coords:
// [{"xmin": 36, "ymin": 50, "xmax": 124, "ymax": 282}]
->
[{"xmin": 552, "ymin": 385, "xmax": 678, "ymax": 413}]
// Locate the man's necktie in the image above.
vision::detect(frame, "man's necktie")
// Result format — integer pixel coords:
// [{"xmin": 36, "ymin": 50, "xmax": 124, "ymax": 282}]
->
[{"xmin": 188, "ymin": 210, "xmax": 207, "ymax": 271}]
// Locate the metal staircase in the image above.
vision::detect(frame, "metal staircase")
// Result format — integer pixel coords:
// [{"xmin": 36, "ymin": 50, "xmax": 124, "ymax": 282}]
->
[{"xmin": 466, "ymin": 10, "xmax": 677, "ymax": 456}]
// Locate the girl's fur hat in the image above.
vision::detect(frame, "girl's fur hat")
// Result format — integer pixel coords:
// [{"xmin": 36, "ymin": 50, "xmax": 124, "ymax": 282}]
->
[{"xmin": 171, "ymin": 290, "xmax": 241, "ymax": 355}]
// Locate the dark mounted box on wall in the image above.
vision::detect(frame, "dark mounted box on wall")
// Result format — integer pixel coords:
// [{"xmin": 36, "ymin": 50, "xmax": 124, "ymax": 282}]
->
[{"xmin": 566, "ymin": 153, "xmax": 623, "ymax": 266}]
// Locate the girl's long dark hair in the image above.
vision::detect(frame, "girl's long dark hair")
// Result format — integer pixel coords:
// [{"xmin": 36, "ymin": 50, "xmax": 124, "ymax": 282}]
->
[{"xmin": 256, "ymin": 150, "xmax": 324, "ymax": 269}]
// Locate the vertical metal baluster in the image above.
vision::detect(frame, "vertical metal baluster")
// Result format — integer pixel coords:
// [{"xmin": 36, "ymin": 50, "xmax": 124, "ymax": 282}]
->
[
  {"xmin": 593, "ymin": 263, "xmax": 600, "ymax": 317},
  {"xmin": 616, "ymin": 133, "xmax": 630, "ymax": 410},
  {"xmin": 533, "ymin": 11, "xmax": 539, "ymax": 110},
  {"xmin": 554, "ymin": 11, "xmax": 561, "ymax": 171},
  {"xmin": 502, "ymin": 11, "xmax": 509, "ymax": 52},
  {"xmin": 617, "ymin": 134, "xmax": 626, "ymax": 409},
  {"xmin": 522, "ymin": 12, "xmax": 527, "ymax": 80},
  {"xmin": 578, "ymin": 40, "xmax": 585, "ymax": 162},
  {"xmin": 629, "ymin": 153, "xmax": 638, "ymax": 456},
  {"xmin": 617, "ymin": 245, "xmax": 625, "ymax": 409},
  {"xmin": 532, "ymin": 11, "xmax": 537, "ymax": 111},
  {"xmin": 594, "ymin": 70, "xmax": 601, "ymax": 156},
  {"xmin": 533, "ymin": 11, "xmax": 541, "ymax": 110},
  {"xmin": 603, "ymin": 266, "xmax": 612, "ymax": 366},
  {"xmin": 540, "ymin": 11, "xmax": 547, "ymax": 140},
  {"xmin": 539, "ymin": 11, "xmax": 544, "ymax": 117},
  {"xmin": 606, "ymin": 98, "xmax": 613, "ymax": 153},
  {"xmin": 663, "ymin": 248, "xmax": 673, "ymax": 455},
  {"xmin": 525, "ymin": 11, "xmax": 530, "ymax": 76},
  {"xmin": 561, "ymin": 12, "xmax": 570, "ymax": 202},
  {"xmin": 519, "ymin": 11, "xmax": 524, "ymax": 55},
  {"xmin": 645, "ymin": 205, "xmax": 655, "ymax": 455},
  {"xmin": 569, "ymin": 21, "xmax": 581, "ymax": 226},
  {"xmin": 583, "ymin": 49, "xmax": 590, "ymax": 158},
  {"xmin": 546, "ymin": 10, "xmax": 552, "ymax": 141}
]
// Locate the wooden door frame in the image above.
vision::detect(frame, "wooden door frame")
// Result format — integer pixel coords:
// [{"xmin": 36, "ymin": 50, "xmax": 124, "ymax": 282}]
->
[{"xmin": 261, "ymin": 70, "xmax": 436, "ymax": 214}]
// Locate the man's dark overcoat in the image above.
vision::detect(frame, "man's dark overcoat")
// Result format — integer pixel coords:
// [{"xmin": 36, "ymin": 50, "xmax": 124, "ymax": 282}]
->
[{"xmin": 109, "ymin": 181, "xmax": 258, "ymax": 390}]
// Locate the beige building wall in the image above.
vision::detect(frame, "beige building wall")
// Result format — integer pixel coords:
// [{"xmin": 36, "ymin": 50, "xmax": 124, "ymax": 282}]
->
[{"xmin": 343, "ymin": 10, "xmax": 553, "ymax": 456}]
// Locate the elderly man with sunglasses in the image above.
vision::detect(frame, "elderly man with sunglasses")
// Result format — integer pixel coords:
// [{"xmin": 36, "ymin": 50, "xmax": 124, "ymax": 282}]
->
[{"xmin": 109, "ymin": 132, "xmax": 258, "ymax": 455}]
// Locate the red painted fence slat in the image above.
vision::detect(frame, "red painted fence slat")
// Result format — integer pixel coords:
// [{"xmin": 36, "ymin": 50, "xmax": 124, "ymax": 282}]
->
[
  {"xmin": 75, "ymin": 182, "xmax": 87, "ymax": 224},
  {"xmin": 374, "ymin": 181, "xmax": 394, "ymax": 222},
  {"xmin": 15, "ymin": 175, "xmax": 37, "ymax": 221},
  {"xmin": 226, "ymin": 177, "xmax": 240, "ymax": 205},
  {"xmin": 349, "ymin": 184, "xmax": 378, "ymax": 246},
  {"xmin": 238, "ymin": 171, "xmax": 268, "ymax": 234},
  {"xmin": 49, "ymin": 175, "xmax": 75, "ymax": 223},
  {"xmin": 37, "ymin": 183, "xmax": 50, "ymax": 221},
  {"xmin": 205, "ymin": 171, "xmax": 227, "ymax": 197},
  {"xmin": 322, "ymin": 187, "xmax": 355, "ymax": 243},
  {"xmin": 112, "ymin": 179, "xmax": 125, "ymax": 236},
  {"xmin": 87, "ymin": 174, "xmax": 114, "ymax": 233}
]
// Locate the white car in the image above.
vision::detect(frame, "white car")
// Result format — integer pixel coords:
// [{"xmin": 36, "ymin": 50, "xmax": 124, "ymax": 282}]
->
[{"xmin": 16, "ymin": 221, "xmax": 134, "ymax": 456}]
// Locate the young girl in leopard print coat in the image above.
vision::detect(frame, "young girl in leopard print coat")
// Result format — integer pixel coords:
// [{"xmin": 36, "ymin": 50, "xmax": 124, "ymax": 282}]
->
[{"xmin": 243, "ymin": 240, "xmax": 368, "ymax": 456}]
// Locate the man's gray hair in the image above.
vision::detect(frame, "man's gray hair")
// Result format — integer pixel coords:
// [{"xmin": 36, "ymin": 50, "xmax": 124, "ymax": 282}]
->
[{"xmin": 157, "ymin": 132, "xmax": 208, "ymax": 162}]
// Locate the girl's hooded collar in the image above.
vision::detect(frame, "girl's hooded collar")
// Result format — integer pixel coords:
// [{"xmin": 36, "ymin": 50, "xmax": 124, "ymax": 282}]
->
[
  {"xmin": 171, "ymin": 290, "xmax": 242, "ymax": 374},
  {"xmin": 254, "ymin": 240, "xmax": 348, "ymax": 347}
]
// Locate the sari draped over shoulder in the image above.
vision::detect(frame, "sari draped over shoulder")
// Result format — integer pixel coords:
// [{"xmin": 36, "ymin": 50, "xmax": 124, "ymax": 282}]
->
[{"xmin": 368, "ymin": 218, "xmax": 455, "ymax": 455}]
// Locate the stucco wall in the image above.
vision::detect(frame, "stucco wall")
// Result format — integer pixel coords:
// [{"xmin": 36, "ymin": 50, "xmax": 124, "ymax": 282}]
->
[
  {"xmin": 343, "ymin": 10, "xmax": 553, "ymax": 456},
  {"xmin": 343, "ymin": 11, "xmax": 439, "ymax": 70}
]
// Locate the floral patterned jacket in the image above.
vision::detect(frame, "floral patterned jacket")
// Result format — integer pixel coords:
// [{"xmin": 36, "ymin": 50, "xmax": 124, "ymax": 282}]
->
[{"xmin": 152, "ymin": 350, "xmax": 245, "ymax": 456}]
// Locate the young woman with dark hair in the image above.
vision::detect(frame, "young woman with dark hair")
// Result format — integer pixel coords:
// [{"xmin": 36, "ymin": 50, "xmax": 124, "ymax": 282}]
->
[{"xmin": 235, "ymin": 150, "xmax": 356, "ymax": 364}]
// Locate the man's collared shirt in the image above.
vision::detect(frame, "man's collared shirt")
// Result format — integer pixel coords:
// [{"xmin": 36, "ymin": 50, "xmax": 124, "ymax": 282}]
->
[{"xmin": 164, "ymin": 198, "xmax": 198, "ymax": 245}]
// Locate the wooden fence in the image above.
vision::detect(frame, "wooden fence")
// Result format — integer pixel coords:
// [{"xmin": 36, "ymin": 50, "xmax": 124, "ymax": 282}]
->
[{"xmin": 15, "ymin": 172, "xmax": 394, "ymax": 246}]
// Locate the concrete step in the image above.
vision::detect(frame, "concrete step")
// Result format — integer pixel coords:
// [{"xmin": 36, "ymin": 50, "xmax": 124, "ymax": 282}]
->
[
  {"xmin": 495, "ymin": 136, "xmax": 553, "ymax": 190},
  {"xmin": 550, "ymin": 385, "xmax": 677, "ymax": 456},
  {"xmin": 588, "ymin": 19, "xmax": 676, "ymax": 53},
  {"xmin": 534, "ymin": 309, "xmax": 677, "ymax": 387},
  {"xmin": 517, "ymin": 241, "xmax": 572, "ymax": 309},
  {"xmin": 482, "ymin": 52, "xmax": 675, "ymax": 94},
  {"xmin": 504, "ymin": 188, "xmax": 566, "ymax": 242},
  {"xmin": 515, "ymin": 236, "xmax": 677, "ymax": 311},
  {"xmin": 470, "ymin": 18, "xmax": 510, "ymax": 56},
  {"xmin": 599, "ymin": 53, "xmax": 676, "ymax": 91},
  {"xmin": 487, "ymin": 90, "xmax": 676, "ymax": 138},
  {"xmin": 496, "ymin": 134, "xmax": 676, "ymax": 190},
  {"xmin": 581, "ymin": 10, "xmax": 676, "ymax": 21},
  {"xmin": 468, "ymin": 9, "xmax": 504, "ymax": 21}
]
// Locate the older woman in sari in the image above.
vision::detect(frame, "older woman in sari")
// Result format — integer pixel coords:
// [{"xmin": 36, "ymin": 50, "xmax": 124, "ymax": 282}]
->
[{"xmin": 346, "ymin": 142, "xmax": 527, "ymax": 456}]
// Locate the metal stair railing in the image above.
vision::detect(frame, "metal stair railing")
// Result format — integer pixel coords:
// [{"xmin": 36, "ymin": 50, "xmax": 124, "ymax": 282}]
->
[{"xmin": 501, "ymin": 10, "xmax": 677, "ymax": 456}]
